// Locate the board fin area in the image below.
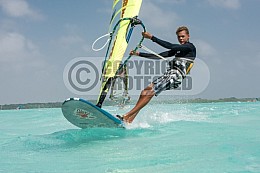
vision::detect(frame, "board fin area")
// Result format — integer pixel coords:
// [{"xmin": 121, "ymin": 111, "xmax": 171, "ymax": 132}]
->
[{"xmin": 62, "ymin": 98, "xmax": 124, "ymax": 128}]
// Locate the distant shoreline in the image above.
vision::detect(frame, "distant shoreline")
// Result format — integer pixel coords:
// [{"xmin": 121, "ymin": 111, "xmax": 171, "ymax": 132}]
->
[{"xmin": 0, "ymin": 97, "xmax": 259, "ymax": 110}]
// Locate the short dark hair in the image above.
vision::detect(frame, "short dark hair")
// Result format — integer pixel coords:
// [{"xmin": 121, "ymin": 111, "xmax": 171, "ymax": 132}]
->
[{"xmin": 176, "ymin": 26, "xmax": 189, "ymax": 35}]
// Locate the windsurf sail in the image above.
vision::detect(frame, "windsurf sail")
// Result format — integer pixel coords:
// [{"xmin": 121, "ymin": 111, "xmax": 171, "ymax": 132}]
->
[{"xmin": 95, "ymin": 0, "xmax": 145, "ymax": 108}]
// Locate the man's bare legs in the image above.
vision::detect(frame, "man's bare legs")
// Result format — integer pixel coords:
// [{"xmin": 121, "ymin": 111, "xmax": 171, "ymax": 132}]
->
[{"xmin": 123, "ymin": 83, "xmax": 155, "ymax": 123}]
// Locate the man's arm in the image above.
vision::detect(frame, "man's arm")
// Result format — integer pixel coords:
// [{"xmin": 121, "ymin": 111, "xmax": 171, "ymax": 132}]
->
[
  {"xmin": 142, "ymin": 32, "xmax": 174, "ymax": 49},
  {"xmin": 139, "ymin": 50, "xmax": 174, "ymax": 59},
  {"xmin": 143, "ymin": 32, "xmax": 193, "ymax": 52},
  {"xmin": 130, "ymin": 49, "xmax": 174, "ymax": 60},
  {"xmin": 151, "ymin": 36, "xmax": 175, "ymax": 49},
  {"xmin": 152, "ymin": 36, "xmax": 193, "ymax": 53}
]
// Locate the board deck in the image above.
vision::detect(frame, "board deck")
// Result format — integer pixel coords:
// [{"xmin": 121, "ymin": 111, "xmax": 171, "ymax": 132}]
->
[{"xmin": 61, "ymin": 98, "xmax": 124, "ymax": 128}]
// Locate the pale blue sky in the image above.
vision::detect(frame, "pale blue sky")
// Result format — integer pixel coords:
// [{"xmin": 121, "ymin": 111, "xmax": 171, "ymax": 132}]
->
[{"xmin": 0, "ymin": 0, "xmax": 260, "ymax": 104}]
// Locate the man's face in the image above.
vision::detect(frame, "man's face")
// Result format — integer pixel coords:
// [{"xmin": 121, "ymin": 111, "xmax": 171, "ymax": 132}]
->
[{"xmin": 177, "ymin": 30, "xmax": 190, "ymax": 44}]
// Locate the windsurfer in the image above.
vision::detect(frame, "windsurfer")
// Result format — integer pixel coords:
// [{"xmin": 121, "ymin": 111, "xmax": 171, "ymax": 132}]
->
[{"xmin": 117, "ymin": 26, "xmax": 196, "ymax": 123}]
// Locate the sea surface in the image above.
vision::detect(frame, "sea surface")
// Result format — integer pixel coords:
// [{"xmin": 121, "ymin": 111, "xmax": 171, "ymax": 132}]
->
[{"xmin": 0, "ymin": 101, "xmax": 260, "ymax": 173}]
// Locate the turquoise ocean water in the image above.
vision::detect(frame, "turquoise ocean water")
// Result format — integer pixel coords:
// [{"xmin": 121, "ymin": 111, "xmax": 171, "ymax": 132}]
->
[{"xmin": 0, "ymin": 101, "xmax": 260, "ymax": 173}]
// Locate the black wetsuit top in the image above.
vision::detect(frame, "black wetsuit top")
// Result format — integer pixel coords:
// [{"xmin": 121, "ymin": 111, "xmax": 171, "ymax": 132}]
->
[{"xmin": 139, "ymin": 36, "xmax": 196, "ymax": 60}]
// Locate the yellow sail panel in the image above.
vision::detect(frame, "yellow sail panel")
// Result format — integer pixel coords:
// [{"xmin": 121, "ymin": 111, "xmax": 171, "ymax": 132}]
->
[
  {"xmin": 121, "ymin": 0, "xmax": 142, "ymax": 18},
  {"xmin": 109, "ymin": 0, "xmax": 141, "ymax": 31},
  {"xmin": 96, "ymin": 0, "xmax": 142, "ymax": 107},
  {"xmin": 104, "ymin": 0, "xmax": 142, "ymax": 78}
]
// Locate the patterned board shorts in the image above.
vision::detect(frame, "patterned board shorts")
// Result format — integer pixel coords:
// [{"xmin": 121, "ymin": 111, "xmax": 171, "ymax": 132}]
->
[
  {"xmin": 152, "ymin": 68, "xmax": 183, "ymax": 96},
  {"xmin": 152, "ymin": 58, "xmax": 194, "ymax": 96}
]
